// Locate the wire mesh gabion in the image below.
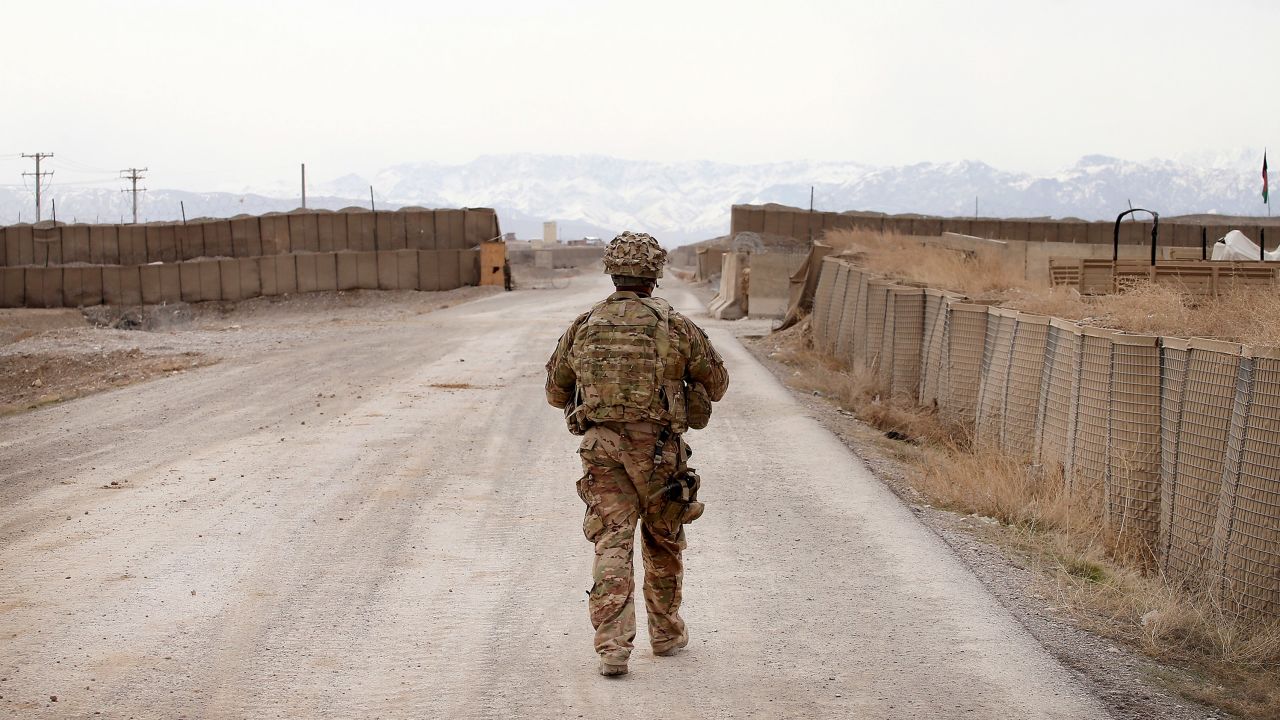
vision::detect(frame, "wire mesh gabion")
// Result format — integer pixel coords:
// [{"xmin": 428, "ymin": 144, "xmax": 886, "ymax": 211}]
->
[{"xmin": 1166, "ymin": 339, "xmax": 1242, "ymax": 579}]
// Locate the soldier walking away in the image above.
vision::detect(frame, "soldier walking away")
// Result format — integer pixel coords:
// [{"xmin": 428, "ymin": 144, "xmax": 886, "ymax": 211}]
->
[{"xmin": 545, "ymin": 231, "xmax": 729, "ymax": 677}]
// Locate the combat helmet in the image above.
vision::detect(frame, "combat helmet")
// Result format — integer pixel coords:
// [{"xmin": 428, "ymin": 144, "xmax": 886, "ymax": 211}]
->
[{"xmin": 603, "ymin": 231, "xmax": 666, "ymax": 279}]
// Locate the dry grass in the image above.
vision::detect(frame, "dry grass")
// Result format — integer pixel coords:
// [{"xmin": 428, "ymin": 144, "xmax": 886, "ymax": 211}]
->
[
  {"xmin": 762, "ymin": 325, "xmax": 1280, "ymax": 719},
  {"xmin": 832, "ymin": 228, "xmax": 1280, "ymax": 346},
  {"xmin": 824, "ymin": 229, "xmax": 1029, "ymax": 298}
]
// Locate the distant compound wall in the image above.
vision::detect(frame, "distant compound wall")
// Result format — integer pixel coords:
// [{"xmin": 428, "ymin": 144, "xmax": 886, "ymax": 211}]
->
[
  {"xmin": 810, "ymin": 255, "xmax": 1280, "ymax": 621},
  {"xmin": 731, "ymin": 204, "xmax": 1273, "ymax": 253},
  {"xmin": 0, "ymin": 208, "xmax": 499, "ymax": 308}
]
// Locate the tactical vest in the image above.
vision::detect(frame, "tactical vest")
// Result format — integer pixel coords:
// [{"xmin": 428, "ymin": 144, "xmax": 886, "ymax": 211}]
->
[{"xmin": 568, "ymin": 296, "xmax": 688, "ymax": 433}]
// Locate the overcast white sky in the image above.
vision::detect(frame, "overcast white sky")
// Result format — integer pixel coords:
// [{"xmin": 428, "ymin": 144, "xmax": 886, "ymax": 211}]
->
[{"xmin": 1, "ymin": 0, "xmax": 1276, "ymax": 191}]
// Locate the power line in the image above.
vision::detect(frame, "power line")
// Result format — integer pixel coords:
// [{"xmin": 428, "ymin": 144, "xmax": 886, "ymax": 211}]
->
[
  {"xmin": 120, "ymin": 167, "xmax": 148, "ymax": 224},
  {"xmin": 21, "ymin": 152, "xmax": 54, "ymax": 222}
]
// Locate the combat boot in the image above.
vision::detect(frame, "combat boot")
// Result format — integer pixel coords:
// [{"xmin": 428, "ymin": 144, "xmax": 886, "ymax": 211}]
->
[
  {"xmin": 652, "ymin": 635, "xmax": 688, "ymax": 657},
  {"xmin": 598, "ymin": 659, "xmax": 628, "ymax": 677}
]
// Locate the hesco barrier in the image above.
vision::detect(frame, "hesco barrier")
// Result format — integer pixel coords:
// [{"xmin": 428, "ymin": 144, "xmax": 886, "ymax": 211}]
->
[
  {"xmin": 732, "ymin": 204, "xmax": 1272, "ymax": 249},
  {"xmin": 811, "ymin": 255, "xmax": 1280, "ymax": 620},
  {"xmin": 0, "ymin": 208, "xmax": 498, "ymax": 307}
]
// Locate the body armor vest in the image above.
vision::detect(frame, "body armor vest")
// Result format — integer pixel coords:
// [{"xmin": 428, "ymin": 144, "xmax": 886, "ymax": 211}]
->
[{"xmin": 568, "ymin": 296, "xmax": 687, "ymax": 433}]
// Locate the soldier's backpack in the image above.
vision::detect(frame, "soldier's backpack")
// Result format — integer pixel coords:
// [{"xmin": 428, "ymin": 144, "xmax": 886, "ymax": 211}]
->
[{"xmin": 568, "ymin": 296, "xmax": 688, "ymax": 433}]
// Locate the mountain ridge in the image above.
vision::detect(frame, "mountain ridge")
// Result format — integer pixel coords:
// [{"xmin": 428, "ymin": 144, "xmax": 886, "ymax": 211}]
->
[{"xmin": 1, "ymin": 151, "xmax": 1270, "ymax": 246}]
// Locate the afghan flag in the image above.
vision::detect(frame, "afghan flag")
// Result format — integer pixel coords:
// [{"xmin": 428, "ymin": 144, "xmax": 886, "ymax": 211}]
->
[{"xmin": 1265, "ymin": 151, "xmax": 1270, "ymax": 204}]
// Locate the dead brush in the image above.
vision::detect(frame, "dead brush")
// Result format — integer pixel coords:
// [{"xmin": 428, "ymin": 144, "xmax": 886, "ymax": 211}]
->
[
  {"xmin": 823, "ymin": 228, "xmax": 1029, "ymax": 297},
  {"xmin": 763, "ymin": 331, "xmax": 1280, "ymax": 719}
]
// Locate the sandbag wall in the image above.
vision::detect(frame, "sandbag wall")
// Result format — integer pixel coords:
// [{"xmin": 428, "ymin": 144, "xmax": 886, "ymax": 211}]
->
[
  {"xmin": 811, "ymin": 255, "xmax": 1280, "ymax": 621},
  {"xmin": 732, "ymin": 204, "xmax": 1266, "ymax": 251},
  {"xmin": 0, "ymin": 208, "xmax": 499, "ymax": 308}
]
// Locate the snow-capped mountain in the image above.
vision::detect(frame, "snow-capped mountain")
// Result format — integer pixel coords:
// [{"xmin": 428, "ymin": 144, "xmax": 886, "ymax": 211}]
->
[{"xmin": 1, "ymin": 151, "xmax": 1270, "ymax": 246}]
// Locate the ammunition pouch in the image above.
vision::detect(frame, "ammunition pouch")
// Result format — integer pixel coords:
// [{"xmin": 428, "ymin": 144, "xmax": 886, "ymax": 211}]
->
[{"xmin": 659, "ymin": 467, "xmax": 703, "ymax": 526}]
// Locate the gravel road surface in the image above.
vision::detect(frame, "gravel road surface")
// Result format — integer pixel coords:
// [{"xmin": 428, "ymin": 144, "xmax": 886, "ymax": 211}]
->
[{"xmin": 0, "ymin": 274, "xmax": 1111, "ymax": 718}]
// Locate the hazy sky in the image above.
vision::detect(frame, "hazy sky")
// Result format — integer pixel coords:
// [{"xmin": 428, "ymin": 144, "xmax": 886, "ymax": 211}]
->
[{"xmin": 1, "ymin": 0, "xmax": 1276, "ymax": 192}]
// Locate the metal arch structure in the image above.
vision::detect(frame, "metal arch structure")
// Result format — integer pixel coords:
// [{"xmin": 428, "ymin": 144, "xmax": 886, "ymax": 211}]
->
[{"xmin": 1112, "ymin": 208, "xmax": 1160, "ymax": 265}]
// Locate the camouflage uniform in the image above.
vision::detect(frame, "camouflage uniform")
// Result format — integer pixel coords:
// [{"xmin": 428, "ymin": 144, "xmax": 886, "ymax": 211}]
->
[{"xmin": 546, "ymin": 232, "xmax": 729, "ymax": 671}]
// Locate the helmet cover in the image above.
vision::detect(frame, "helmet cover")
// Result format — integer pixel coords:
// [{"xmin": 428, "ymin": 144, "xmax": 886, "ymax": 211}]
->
[{"xmin": 603, "ymin": 231, "xmax": 665, "ymax": 279}]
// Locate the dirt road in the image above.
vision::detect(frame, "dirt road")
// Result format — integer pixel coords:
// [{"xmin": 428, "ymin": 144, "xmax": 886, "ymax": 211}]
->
[{"xmin": 0, "ymin": 275, "xmax": 1111, "ymax": 719}]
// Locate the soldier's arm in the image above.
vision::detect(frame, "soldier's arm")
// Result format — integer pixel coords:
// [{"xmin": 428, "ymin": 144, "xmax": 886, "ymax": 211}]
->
[
  {"xmin": 544, "ymin": 313, "xmax": 588, "ymax": 408},
  {"xmin": 677, "ymin": 315, "xmax": 729, "ymax": 402}
]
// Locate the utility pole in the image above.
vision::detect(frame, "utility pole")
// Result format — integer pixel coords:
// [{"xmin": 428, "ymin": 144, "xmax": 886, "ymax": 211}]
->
[
  {"xmin": 21, "ymin": 152, "xmax": 54, "ymax": 222},
  {"xmin": 120, "ymin": 167, "xmax": 148, "ymax": 224},
  {"xmin": 301, "ymin": 163, "xmax": 307, "ymax": 209}
]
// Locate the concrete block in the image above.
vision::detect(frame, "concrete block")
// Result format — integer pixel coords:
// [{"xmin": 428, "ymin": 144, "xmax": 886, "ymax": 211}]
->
[
  {"xmin": 231, "ymin": 217, "xmax": 264, "ymax": 258},
  {"xmin": 377, "ymin": 250, "xmax": 398, "ymax": 289},
  {"xmin": 61, "ymin": 225, "xmax": 91, "ymax": 263},
  {"xmin": 86, "ymin": 226, "xmax": 116, "ymax": 265},
  {"xmin": 748, "ymin": 252, "xmax": 808, "ymax": 318},
  {"xmin": 395, "ymin": 249, "xmax": 419, "ymax": 289},
  {"xmin": 197, "ymin": 261, "xmax": 221, "ymax": 302},
  {"xmin": 140, "ymin": 265, "xmax": 163, "ymax": 305},
  {"xmin": 258, "ymin": 215, "xmax": 289, "ymax": 255},
  {"xmin": 375, "ymin": 211, "xmax": 407, "ymax": 251},
  {"xmin": 316, "ymin": 213, "xmax": 346, "ymax": 252},
  {"xmin": 0, "ymin": 267, "xmax": 24, "ymax": 307},
  {"xmin": 438, "ymin": 249, "xmax": 462, "ymax": 289},
  {"xmin": 219, "ymin": 259, "xmax": 242, "ymax": 301},
  {"xmin": 435, "ymin": 210, "xmax": 465, "ymax": 250},
  {"xmin": 238, "ymin": 258, "xmax": 260, "ymax": 299},
  {"xmin": 296, "ymin": 253, "xmax": 319, "ymax": 293},
  {"xmin": 289, "ymin": 212, "xmax": 320, "ymax": 253},
  {"xmin": 146, "ymin": 224, "xmax": 179, "ymax": 263},
  {"xmin": 404, "ymin": 210, "xmax": 435, "ymax": 250},
  {"xmin": 180, "ymin": 262, "xmax": 202, "ymax": 302},
  {"xmin": 417, "ymin": 251, "xmax": 441, "ymax": 291},
  {"xmin": 315, "ymin": 252, "xmax": 338, "ymax": 291},
  {"xmin": 33, "ymin": 226, "xmax": 62, "ymax": 266},
  {"xmin": 337, "ymin": 253, "xmax": 359, "ymax": 291},
  {"xmin": 356, "ymin": 251, "xmax": 378, "ymax": 289},
  {"xmin": 346, "ymin": 212, "xmax": 376, "ymax": 252},
  {"xmin": 459, "ymin": 248, "xmax": 479, "ymax": 286},
  {"xmin": 119, "ymin": 266, "xmax": 143, "ymax": 306},
  {"xmin": 175, "ymin": 223, "xmax": 204, "ymax": 260},
  {"xmin": 276, "ymin": 254, "xmax": 299, "ymax": 295}
]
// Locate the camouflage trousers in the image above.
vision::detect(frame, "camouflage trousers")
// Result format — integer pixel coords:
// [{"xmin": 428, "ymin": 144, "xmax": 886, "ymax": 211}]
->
[{"xmin": 576, "ymin": 421, "xmax": 687, "ymax": 665}]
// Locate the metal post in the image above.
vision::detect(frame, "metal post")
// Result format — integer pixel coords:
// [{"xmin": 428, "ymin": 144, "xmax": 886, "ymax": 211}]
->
[
  {"xmin": 808, "ymin": 185, "xmax": 814, "ymax": 244},
  {"xmin": 1263, "ymin": 227, "xmax": 1268, "ymax": 262},
  {"xmin": 301, "ymin": 163, "xmax": 307, "ymax": 209},
  {"xmin": 180, "ymin": 201, "xmax": 187, "ymax": 225},
  {"xmin": 1201, "ymin": 226, "xmax": 1207, "ymax": 260}
]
